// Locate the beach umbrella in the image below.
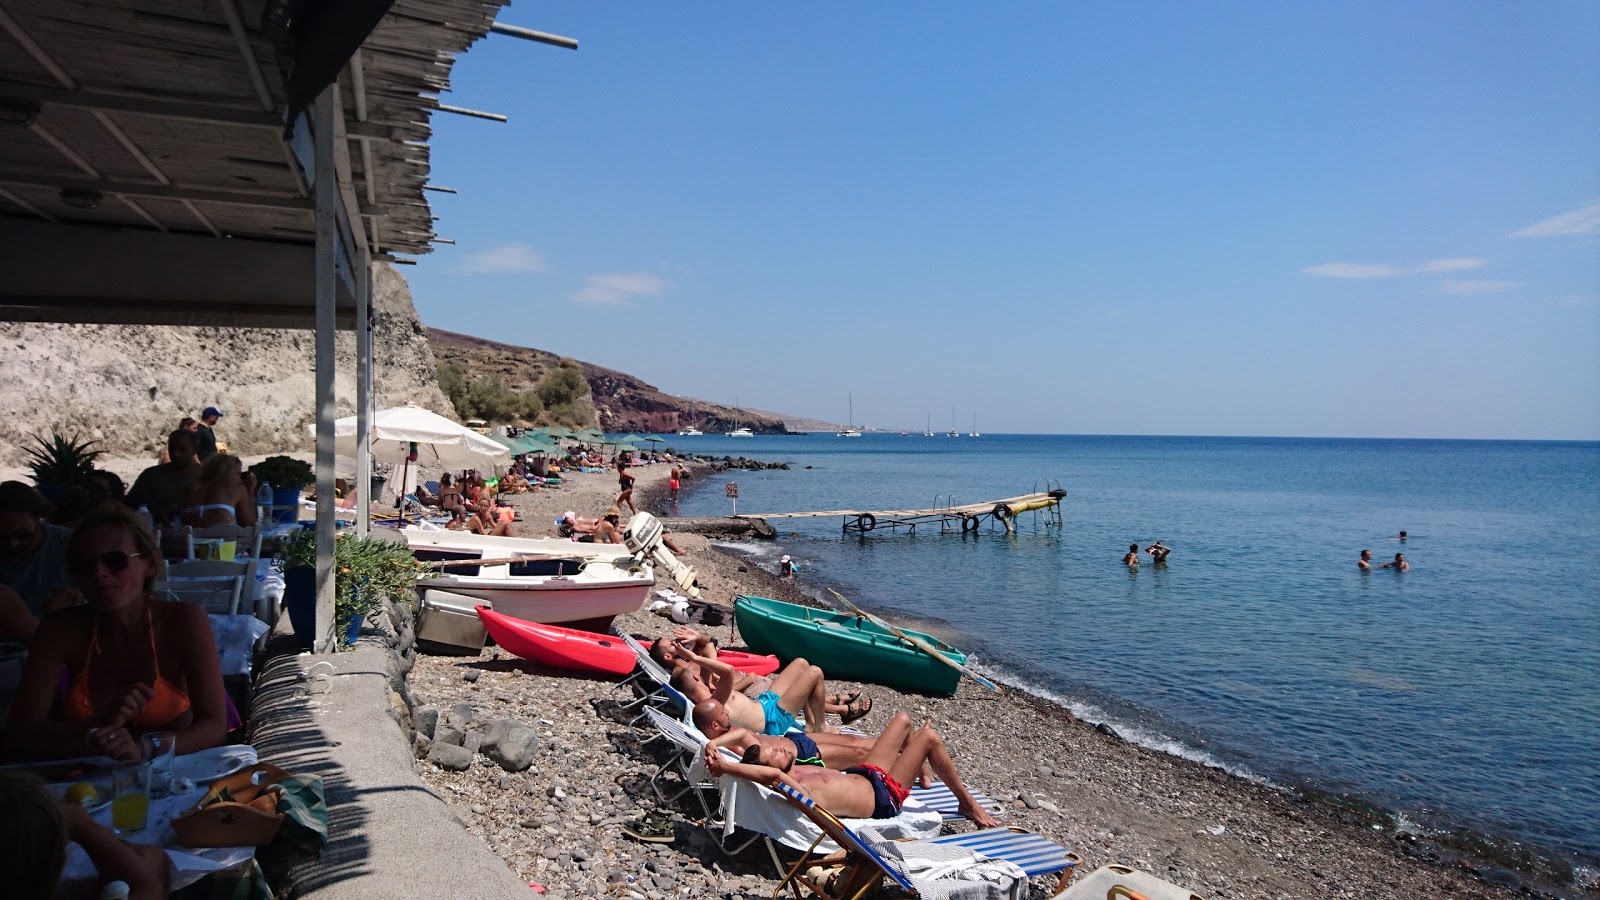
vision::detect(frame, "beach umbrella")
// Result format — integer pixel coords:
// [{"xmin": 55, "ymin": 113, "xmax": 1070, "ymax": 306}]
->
[
  {"xmin": 620, "ymin": 433, "xmax": 644, "ymax": 444},
  {"xmin": 317, "ymin": 405, "xmax": 510, "ymax": 469},
  {"xmin": 522, "ymin": 436, "xmax": 561, "ymax": 455},
  {"xmin": 642, "ymin": 435, "xmax": 666, "ymax": 443}
]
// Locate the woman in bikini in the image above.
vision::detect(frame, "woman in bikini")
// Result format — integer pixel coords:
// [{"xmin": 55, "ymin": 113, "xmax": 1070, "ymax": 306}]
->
[
  {"xmin": 4, "ymin": 507, "xmax": 227, "ymax": 762},
  {"xmin": 178, "ymin": 453, "xmax": 258, "ymax": 528},
  {"xmin": 616, "ymin": 461, "xmax": 638, "ymax": 515},
  {"xmin": 437, "ymin": 473, "xmax": 466, "ymax": 526}
]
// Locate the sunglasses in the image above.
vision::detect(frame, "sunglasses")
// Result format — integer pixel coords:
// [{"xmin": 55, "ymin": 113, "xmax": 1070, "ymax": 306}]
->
[{"xmin": 69, "ymin": 551, "xmax": 146, "ymax": 575}]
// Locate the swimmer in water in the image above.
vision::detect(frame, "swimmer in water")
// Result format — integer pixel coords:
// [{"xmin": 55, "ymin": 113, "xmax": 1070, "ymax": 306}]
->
[
  {"xmin": 1359, "ymin": 549, "xmax": 1373, "ymax": 570},
  {"xmin": 1380, "ymin": 552, "xmax": 1409, "ymax": 571},
  {"xmin": 1144, "ymin": 541, "xmax": 1171, "ymax": 564},
  {"xmin": 1123, "ymin": 543, "xmax": 1140, "ymax": 568}
]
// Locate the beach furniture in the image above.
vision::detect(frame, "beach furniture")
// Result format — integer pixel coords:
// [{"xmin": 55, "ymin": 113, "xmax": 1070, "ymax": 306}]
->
[
  {"xmin": 734, "ymin": 594, "xmax": 967, "ymax": 696},
  {"xmin": 769, "ymin": 780, "xmax": 1080, "ymax": 899},
  {"xmin": 156, "ymin": 558, "xmax": 258, "ymax": 615},
  {"xmin": 1059, "ymin": 864, "xmax": 1206, "ymax": 899}
]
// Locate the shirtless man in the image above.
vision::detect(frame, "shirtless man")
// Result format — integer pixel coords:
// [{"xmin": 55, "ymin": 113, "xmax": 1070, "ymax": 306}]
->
[
  {"xmin": 593, "ymin": 507, "xmax": 626, "ymax": 545},
  {"xmin": 705, "ymin": 710, "xmax": 999, "ymax": 827},
  {"xmin": 1143, "ymin": 541, "xmax": 1171, "ymax": 564},
  {"xmin": 1358, "ymin": 549, "xmax": 1374, "ymax": 570},
  {"xmin": 1381, "ymin": 552, "xmax": 1409, "ymax": 571},
  {"xmin": 675, "ymin": 643, "xmax": 834, "ymax": 737},
  {"xmin": 653, "ymin": 627, "xmax": 871, "ymax": 722},
  {"xmin": 707, "ymin": 725, "xmax": 877, "ymax": 772},
  {"xmin": 1123, "ymin": 543, "xmax": 1140, "ymax": 568}
]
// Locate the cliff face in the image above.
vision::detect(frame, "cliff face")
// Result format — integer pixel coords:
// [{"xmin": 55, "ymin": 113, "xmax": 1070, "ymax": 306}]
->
[
  {"xmin": 427, "ymin": 329, "xmax": 788, "ymax": 435},
  {"xmin": 0, "ymin": 263, "xmax": 452, "ymax": 464}
]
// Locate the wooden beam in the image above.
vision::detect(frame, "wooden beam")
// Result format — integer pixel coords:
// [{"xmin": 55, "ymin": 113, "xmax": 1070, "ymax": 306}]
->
[{"xmin": 0, "ymin": 169, "xmax": 389, "ymax": 216}]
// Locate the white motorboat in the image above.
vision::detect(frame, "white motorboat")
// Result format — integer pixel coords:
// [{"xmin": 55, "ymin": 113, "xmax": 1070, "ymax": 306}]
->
[
  {"xmin": 677, "ymin": 427, "xmax": 703, "ymax": 436},
  {"xmin": 727, "ymin": 427, "xmax": 754, "ymax": 437},
  {"xmin": 403, "ymin": 529, "xmax": 652, "ymax": 630}
]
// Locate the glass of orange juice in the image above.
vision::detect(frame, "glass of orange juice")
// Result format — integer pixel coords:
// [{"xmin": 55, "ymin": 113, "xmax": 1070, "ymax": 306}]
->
[{"xmin": 111, "ymin": 761, "xmax": 151, "ymax": 836}]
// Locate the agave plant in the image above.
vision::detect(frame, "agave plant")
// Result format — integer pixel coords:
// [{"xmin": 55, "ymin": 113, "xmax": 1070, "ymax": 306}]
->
[{"xmin": 25, "ymin": 431, "xmax": 104, "ymax": 488}]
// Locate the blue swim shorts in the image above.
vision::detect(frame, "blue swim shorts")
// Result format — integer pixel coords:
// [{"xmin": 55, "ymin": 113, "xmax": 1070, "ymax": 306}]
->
[{"xmin": 757, "ymin": 691, "xmax": 798, "ymax": 736}]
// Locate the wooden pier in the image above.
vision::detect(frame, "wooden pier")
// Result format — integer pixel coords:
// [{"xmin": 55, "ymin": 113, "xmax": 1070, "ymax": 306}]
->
[{"xmin": 738, "ymin": 487, "xmax": 1066, "ymax": 535}]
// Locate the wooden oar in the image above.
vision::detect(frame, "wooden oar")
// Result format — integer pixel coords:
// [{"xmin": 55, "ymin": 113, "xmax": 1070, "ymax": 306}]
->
[
  {"xmin": 425, "ymin": 554, "xmax": 585, "ymax": 570},
  {"xmin": 826, "ymin": 589, "xmax": 998, "ymax": 692}
]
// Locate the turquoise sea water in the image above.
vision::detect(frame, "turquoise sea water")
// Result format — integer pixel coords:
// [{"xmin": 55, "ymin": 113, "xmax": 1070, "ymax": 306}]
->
[{"xmin": 667, "ymin": 433, "xmax": 1600, "ymax": 880}]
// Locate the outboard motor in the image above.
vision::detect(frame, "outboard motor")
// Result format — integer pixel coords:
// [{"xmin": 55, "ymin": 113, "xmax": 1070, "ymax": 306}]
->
[{"xmin": 623, "ymin": 511, "xmax": 700, "ymax": 598}]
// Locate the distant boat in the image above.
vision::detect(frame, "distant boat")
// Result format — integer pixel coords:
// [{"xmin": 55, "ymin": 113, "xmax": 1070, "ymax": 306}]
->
[
  {"xmin": 969, "ymin": 413, "xmax": 980, "ymax": 438},
  {"xmin": 727, "ymin": 427, "xmax": 754, "ymax": 437},
  {"xmin": 924, "ymin": 412, "xmax": 934, "ymax": 437},
  {"xmin": 838, "ymin": 393, "xmax": 861, "ymax": 438},
  {"xmin": 947, "ymin": 405, "xmax": 959, "ymax": 437},
  {"xmin": 677, "ymin": 427, "xmax": 703, "ymax": 436}
]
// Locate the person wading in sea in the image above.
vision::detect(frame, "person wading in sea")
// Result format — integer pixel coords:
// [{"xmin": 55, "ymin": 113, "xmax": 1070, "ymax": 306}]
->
[
  {"xmin": 1380, "ymin": 552, "xmax": 1409, "ymax": 571},
  {"xmin": 1359, "ymin": 549, "xmax": 1374, "ymax": 570},
  {"xmin": 1122, "ymin": 543, "xmax": 1140, "ymax": 568}
]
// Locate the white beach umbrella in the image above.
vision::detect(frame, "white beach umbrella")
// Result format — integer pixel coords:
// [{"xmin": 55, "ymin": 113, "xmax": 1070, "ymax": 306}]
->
[{"xmin": 312, "ymin": 405, "xmax": 511, "ymax": 469}]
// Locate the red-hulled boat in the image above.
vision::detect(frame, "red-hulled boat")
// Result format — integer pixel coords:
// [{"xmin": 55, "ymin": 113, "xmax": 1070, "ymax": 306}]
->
[{"xmin": 476, "ymin": 606, "xmax": 779, "ymax": 677}]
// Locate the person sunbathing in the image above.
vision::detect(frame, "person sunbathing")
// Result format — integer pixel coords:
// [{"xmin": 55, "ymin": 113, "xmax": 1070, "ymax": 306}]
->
[
  {"xmin": 705, "ymin": 710, "xmax": 999, "ymax": 827},
  {"xmin": 653, "ymin": 627, "xmax": 872, "ymax": 722},
  {"xmin": 5, "ymin": 507, "xmax": 228, "ymax": 762},
  {"xmin": 467, "ymin": 496, "xmax": 516, "ymax": 537},
  {"xmin": 557, "ymin": 510, "xmax": 601, "ymax": 537},
  {"xmin": 676, "ymin": 642, "xmax": 835, "ymax": 737}
]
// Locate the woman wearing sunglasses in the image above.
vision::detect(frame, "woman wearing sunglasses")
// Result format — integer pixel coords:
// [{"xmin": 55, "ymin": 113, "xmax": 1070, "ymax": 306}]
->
[{"xmin": 4, "ymin": 508, "xmax": 226, "ymax": 762}]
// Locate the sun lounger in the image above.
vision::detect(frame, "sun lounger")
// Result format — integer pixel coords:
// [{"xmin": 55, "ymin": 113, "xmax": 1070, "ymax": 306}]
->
[
  {"xmin": 1059, "ymin": 864, "xmax": 1206, "ymax": 900},
  {"xmin": 773, "ymin": 781, "xmax": 1081, "ymax": 900}
]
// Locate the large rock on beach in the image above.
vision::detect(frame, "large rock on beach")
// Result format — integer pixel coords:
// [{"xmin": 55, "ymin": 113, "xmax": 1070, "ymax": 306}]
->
[
  {"xmin": 426, "ymin": 743, "xmax": 474, "ymax": 771},
  {"xmin": 480, "ymin": 718, "xmax": 539, "ymax": 771}
]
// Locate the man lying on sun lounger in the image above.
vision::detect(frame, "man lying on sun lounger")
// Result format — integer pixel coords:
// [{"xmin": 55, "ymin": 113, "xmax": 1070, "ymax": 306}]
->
[
  {"xmin": 705, "ymin": 710, "xmax": 1000, "ymax": 827},
  {"xmin": 653, "ymin": 627, "xmax": 873, "ymax": 723},
  {"xmin": 673, "ymin": 642, "xmax": 839, "ymax": 737},
  {"xmin": 703, "ymin": 722, "xmax": 939, "ymax": 790}
]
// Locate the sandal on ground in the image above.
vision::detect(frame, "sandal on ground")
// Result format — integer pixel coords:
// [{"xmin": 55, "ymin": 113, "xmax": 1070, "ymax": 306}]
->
[
  {"xmin": 827, "ymin": 690, "xmax": 861, "ymax": 707},
  {"xmin": 621, "ymin": 810, "xmax": 675, "ymax": 843},
  {"xmin": 840, "ymin": 694, "xmax": 873, "ymax": 725}
]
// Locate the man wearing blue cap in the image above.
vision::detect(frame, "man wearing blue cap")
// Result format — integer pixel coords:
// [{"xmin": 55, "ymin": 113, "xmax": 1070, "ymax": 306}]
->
[{"xmin": 196, "ymin": 407, "xmax": 223, "ymax": 460}]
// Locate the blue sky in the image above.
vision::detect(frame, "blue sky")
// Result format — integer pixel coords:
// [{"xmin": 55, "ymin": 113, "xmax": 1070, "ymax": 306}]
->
[{"xmin": 403, "ymin": 2, "xmax": 1600, "ymax": 440}]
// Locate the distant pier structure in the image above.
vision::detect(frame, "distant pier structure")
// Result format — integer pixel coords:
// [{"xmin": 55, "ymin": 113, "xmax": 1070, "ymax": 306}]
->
[{"xmin": 739, "ymin": 484, "xmax": 1066, "ymax": 535}]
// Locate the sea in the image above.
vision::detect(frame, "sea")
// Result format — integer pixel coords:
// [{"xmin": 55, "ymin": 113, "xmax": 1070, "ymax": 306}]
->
[{"xmin": 665, "ymin": 432, "xmax": 1600, "ymax": 885}]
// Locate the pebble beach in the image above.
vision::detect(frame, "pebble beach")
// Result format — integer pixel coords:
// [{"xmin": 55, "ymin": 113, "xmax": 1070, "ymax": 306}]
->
[{"xmin": 401, "ymin": 461, "xmax": 1544, "ymax": 899}]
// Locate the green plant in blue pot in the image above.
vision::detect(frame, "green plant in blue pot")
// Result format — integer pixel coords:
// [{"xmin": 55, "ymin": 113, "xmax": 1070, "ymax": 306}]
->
[{"xmin": 276, "ymin": 530, "xmax": 425, "ymax": 648}]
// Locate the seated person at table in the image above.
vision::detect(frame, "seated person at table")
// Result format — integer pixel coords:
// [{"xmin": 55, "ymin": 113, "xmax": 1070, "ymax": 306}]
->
[
  {"xmin": 1, "ymin": 770, "xmax": 169, "ymax": 900},
  {"xmin": 178, "ymin": 453, "xmax": 258, "ymax": 528},
  {"xmin": 705, "ymin": 710, "xmax": 999, "ymax": 826},
  {"xmin": 654, "ymin": 627, "xmax": 872, "ymax": 722},
  {"xmin": 0, "ymin": 481, "xmax": 80, "ymax": 621},
  {"xmin": 676, "ymin": 642, "xmax": 835, "ymax": 737},
  {"xmin": 4, "ymin": 507, "xmax": 227, "ymax": 762},
  {"xmin": 128, "ymin": 429, "xmax": 202, "ymax": 525}
]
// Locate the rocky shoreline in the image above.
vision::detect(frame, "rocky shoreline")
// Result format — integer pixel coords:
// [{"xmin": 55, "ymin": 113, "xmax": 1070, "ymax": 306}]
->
[{"xmin": 402, "ymin": 460, "xmax": 1570, "ymax": 899}]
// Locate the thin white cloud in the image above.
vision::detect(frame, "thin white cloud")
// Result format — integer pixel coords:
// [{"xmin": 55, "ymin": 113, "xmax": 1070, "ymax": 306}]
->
[
  {"xmin": 1302, "ymin": 258, "xmax": 1485, "ymax": 280},
  {"xmin": 457, "ymin": 243, "xmax": 548, "ymax": 274},
  {"xmin": 572, "ymin": 272, "xmax": 665, "ymax": 305},
  {"xmin": 1509, "ymin": 200, "xmax": 1600, "ymax": 238},
  {"xmin": 1417, "ymin": 257, "xmax": 1486, "ymax": 274},
  {"xmin": 1436, "ymin": 279, "xmax": 1519, "ymax": 296}
]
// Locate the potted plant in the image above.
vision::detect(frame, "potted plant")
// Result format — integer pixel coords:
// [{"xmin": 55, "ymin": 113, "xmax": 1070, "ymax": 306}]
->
[
  {"xmin": 275, "ymin": 530, "xmax": 426, "ymax": 648},
  {"xmin": 25, "ymin": 431, "xmax": 104, "ymax": 501},
  {"xmin": 248, "ymin": 456, "xmax": 314, "ymax": 524}
]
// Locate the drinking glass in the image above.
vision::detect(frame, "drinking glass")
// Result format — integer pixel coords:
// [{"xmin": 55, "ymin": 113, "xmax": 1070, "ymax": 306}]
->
[
  {"xmin": 110, "ymin": 761, "xmax": 151, "ymax": 836},
  {"xmin": 140, "ymin": 730, "xmax": 177, "ymax": 798}
]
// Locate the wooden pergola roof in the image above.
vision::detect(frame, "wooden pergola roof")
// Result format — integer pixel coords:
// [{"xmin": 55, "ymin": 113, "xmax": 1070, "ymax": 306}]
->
[{"xmin": 0, "ymin": 0, "xmax": 516, "ymax": 328}]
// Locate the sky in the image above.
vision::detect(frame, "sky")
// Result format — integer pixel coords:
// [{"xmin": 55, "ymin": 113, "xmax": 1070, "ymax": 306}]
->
[{"xmin": 402, "ymin": 2, "xmax": 1600, "ymax": 440}]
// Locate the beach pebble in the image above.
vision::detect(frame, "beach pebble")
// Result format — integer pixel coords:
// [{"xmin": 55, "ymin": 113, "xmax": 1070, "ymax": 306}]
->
[
  {"xmin": 480, "ymin": 718, "xmax": 539, "ymax": 771},
  {"xmin": 434, "ymin": 723, "xmax": 466, "ymax": 747},
  {"xmin": 463, "ymin": 669, "xmax": 481, "ymax": 683},
  {"xmin": 427, "ymin": 743, "xmax": 473, "ymax": 771},
  {"xmin": 414, "ymin": 706, "xmax": 441, "ymax": 738}
]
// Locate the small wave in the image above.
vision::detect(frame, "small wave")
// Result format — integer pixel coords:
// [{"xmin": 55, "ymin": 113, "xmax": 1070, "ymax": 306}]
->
[{"xmin": 977, "ymin": 661, "xmax": 1272, "ymax": 786}]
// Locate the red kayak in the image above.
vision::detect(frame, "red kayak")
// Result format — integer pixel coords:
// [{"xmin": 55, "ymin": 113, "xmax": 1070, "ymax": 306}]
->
[{"xmin": 476, "ymin": 606, "xmax": 779, "ymax": 677}]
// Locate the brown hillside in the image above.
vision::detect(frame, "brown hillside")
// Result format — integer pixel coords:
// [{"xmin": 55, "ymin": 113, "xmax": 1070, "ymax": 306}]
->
[{"xmin": 426, "ymin": 328, "xmax": 788, "ymax": 435}]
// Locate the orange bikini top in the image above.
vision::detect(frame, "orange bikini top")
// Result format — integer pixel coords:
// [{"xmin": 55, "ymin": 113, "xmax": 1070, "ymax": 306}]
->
[{"xmin": 66, "ymin": 609, "xmax": 191, "ymax": 730}]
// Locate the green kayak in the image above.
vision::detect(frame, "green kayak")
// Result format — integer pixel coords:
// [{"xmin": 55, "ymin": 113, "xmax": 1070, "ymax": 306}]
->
[{"xmin": 734, "ymin": 594, "xmax": 967, "ymax": 696}]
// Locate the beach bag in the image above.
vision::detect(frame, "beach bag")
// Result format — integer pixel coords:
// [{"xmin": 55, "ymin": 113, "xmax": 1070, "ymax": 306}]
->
[{"xmin": 172, "ymin": 763, "xmax": 327, "ymax": 852}]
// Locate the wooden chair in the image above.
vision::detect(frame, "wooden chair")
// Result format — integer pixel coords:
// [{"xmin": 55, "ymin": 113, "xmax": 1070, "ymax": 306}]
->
[{"xmin": 155, "ymin": 559, "xmax": 256, "ymax": 615}]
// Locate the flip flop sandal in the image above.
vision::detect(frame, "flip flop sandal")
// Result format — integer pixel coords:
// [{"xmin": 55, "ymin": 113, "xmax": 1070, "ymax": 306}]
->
[
  {"xmin": 621, "ymin": 811, "xmax": 675, "ymax": 843},
  {"xmin": 840, "ymin": 695, "xmax": 873, "ymax": 725}
]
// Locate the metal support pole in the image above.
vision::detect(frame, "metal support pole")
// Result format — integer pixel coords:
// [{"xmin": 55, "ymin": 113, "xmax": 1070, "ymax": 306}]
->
[
  {"xmin": 356, "ymin": 252, "xmax": 373, "ymax": 535},
  {"xmin": 312, "ymin": 86, "xmax": 338, "ymax": 653}
]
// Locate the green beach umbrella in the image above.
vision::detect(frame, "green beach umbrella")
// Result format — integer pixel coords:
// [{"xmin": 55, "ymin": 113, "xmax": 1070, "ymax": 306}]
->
[
  {"xmin": 620, "ymin": 433, "xmax": 644, "ymax": 444},
  {"xmin": 642, "ymin": 435, "xmax": 666, "ymax": 443}
]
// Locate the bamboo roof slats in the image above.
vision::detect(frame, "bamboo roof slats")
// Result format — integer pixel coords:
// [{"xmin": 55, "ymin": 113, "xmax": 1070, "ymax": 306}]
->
[{"xmin": 0, "ymin": 0, "xmax": 511, "ymax": 255}]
